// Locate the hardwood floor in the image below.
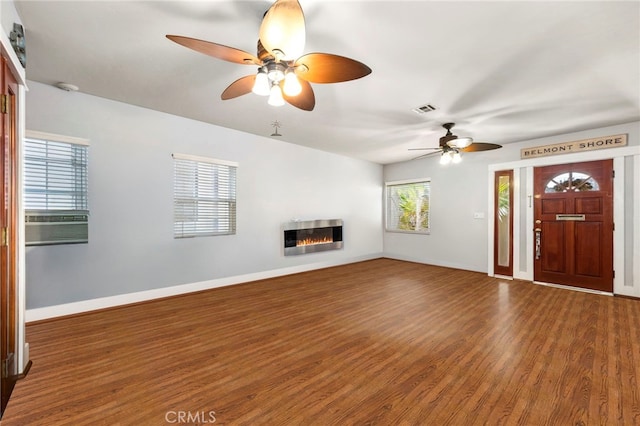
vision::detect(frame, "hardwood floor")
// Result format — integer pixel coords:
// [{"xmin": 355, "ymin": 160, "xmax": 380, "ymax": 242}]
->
[{"xmin": 2, "ymin": 258, "xmax": 639, "ymax": 425}]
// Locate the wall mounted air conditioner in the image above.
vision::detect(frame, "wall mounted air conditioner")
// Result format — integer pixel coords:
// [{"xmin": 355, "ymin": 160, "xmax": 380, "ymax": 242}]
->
[{"xmin": 25, "ymin": 210, "xmax": 89, "ymax": 246}]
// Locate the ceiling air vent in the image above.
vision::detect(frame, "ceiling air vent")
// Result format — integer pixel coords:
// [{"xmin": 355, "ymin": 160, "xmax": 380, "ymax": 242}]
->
[{"xmin": 412, "ymin": 104, "xmax": 437, "ymax": 115}]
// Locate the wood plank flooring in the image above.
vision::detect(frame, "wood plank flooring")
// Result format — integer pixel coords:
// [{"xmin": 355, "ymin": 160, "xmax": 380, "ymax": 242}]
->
[{"xmin": 1, "ymin": 258, "xmax": 639, "ymax": 425}]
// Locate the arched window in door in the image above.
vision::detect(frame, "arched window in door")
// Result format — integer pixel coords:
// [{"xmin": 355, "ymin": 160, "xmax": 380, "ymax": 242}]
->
[{"xmin": 544, "ymin": 171, "xmax": 600, "ymax": 193}]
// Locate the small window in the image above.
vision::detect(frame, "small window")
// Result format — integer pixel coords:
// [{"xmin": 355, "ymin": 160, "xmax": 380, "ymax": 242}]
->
[
  {"xmin": 385, "ymin": 179, "xmax": 430, "ymax": 233},
  {"xmin": 545, "ymin": 171, "xmax": 599, "ymax": 193},
  {"xmin": 173, "ymin": 153, "xmax": 237, "ymax": 238},
  {"xmin": 24, "ymin": 131, "xmax": 89, "ymax": 245}
]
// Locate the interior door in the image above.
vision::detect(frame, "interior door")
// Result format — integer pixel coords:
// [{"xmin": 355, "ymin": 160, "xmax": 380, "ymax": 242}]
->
[
  {"xmin": 1, "ymin": 56, "xmax": 19, "ymax": 417},
  {"xmin": 533, "ymin": 159, "xmax": 613, "ymax": 292}
]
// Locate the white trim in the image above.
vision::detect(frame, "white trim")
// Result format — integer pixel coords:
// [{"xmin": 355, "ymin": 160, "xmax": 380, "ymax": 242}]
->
[
  {"xmin": 17, "ymin": 84, "xmax": 28, "ymax": 372},
  {"xmin": 172, "ymin": 152, "xmax": 238, "ymax": 168},
  {"xmin": 3, "ymin": 24, "xmax": 29, "ymax": 373},
  {"xmin": 384, "ymin": 177, "xmax": 431, "ymax": 186},
  {"xmin": 487, "ymin": 168, "xmax": 520, "ymax": 279},
  {"xmin": 384, "ymin": 253, "xmax": 485, "ymax": 274},
  {"xmin": 523, "ymin": 167, "xmax": 534, "ymax": 281},
  {"xmin": 613, "ymin": 157, "xmax": 625, "ymax": 295},
  {"xmin": 634, "ymin": 155, "xmax": 640, "ymax": 297},
  {"xmin": 489, "ymin": 145, "xmax": 639, "ymax": 171},
  {"xmin": 25, "ymin": 130, "xmax": 90, "ymax": 146},
  {"xmin": 512, "ymin": 168, "xmax": 521, "ymax": 279},
  {"xmin": 487, "ymin": 171, "xmax": 494, "ymax": 276},
  {"xmin": 25, "ymin": 254, "xmax": 383, "ymax": 322}
]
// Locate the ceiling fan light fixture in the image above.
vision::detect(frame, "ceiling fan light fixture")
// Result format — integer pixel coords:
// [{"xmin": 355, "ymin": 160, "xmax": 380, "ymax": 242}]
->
[
  {"xmin": 267, "ymin": 62, "xmax": 286, "ymax": 82},
  {"xmin": 440, "ymin": 151, "xmax": 452, "ymax": 165},
  {"xmin": 259, "ymin": 0, "xmax": 306, "ymax": 61},
  {"xmin": 283, "ymin": 71, "xmax": 302, "ymax": 96},
  {"xmin": 252, "ymin": 68, "xmax": 271, "ymax": 96},
  {"xmin": 268, "ymin": 83, "xmax": 285, "ymax": 106},
  {"xmin": 452, "ymin": 151, "xmax": 462, "ymax": 164},
  {"xmin": 451, "ymin": 137, "xmax": 473, "ymax": 149}
]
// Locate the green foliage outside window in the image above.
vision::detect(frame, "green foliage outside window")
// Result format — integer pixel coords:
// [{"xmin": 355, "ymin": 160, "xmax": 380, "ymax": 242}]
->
[
  {"xmin": 497, "ymin": 179, "xmax": 510, "ymax": 222},
  {"xmin": 386, "ymin": 180, "xmax": 430, "ymax": 233}
]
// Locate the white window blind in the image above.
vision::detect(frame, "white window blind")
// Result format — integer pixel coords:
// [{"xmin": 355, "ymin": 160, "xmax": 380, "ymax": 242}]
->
[
  {"xmin": 173, "ymin": 153, "xmax": 237, "ymax": 238},
  {"xmin": 386, "ymin": 179, "xmax": 431, "ymax": 233},
  {"xmin": 24, "ymin": 134, "xmax": 89, "ymax": 212}
]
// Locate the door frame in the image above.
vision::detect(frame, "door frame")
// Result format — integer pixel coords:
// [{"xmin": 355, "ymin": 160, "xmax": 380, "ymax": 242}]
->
[
  {"xmin": 1, "ymin": 55, "xmax": 20, "ymax": 414},
  {"xmin": 487, "ymin": 143, "xmax": 640, "ymax": 297},
  {"xmin": 0, "ymin": 29, "xmax": 28, "ymax": 416},
  {"xmin": 493, "ymin": 170, "xmax": 513, "ymax": 278}
]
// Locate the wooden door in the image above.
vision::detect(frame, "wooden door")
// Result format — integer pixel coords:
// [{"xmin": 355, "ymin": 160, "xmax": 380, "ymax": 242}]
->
[
  {"xmin": 1, "ymin": 56, "xmax": 19, "ymax": 417},
  {"xmin": 533, "ymin": 160, "xmax": 613, "ymax": 292}
]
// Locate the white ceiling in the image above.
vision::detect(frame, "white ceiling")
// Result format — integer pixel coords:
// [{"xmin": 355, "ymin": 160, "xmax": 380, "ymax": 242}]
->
[{"xmin": 14, "ymin": 1, "xmax": 640, "ymax": 164}]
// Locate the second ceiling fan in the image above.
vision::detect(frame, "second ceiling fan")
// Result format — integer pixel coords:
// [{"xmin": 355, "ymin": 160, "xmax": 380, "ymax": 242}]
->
[
  {"xmin": 166, "ymin": 0, "xmax": 371, "ymax": 111},
  {"xmin": 409, "ymin": 123, "xmax": 502, "ymax": 164}
]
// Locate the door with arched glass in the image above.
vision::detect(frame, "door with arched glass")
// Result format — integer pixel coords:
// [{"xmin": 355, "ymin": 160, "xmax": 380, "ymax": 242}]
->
[{"xmin": 533, "ymin": 159, "xmax": 613, "ymax": 292}]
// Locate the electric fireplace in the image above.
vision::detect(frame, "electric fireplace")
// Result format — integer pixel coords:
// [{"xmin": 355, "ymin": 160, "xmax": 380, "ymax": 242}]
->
[{"xmin": 283, "ymin": 219, "xmax": 343, "ymax": 256}]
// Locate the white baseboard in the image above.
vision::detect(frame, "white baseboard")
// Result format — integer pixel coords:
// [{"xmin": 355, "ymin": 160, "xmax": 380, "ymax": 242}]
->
[
  {"xmin": 382, "ymin": 253, "xmax": 486, "ymax": 274},
  {"xmin": 26, "ymin": 253, "xmax": 383, "ymax": 322}
]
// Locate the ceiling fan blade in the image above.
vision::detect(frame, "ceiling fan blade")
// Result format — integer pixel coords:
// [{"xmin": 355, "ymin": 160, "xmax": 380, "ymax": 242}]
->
[
  {"xmin": 461, "ymin": 143, "xmax": 502, "ymax": 152},
  {"xmin": 294, "ymin": 53, "xmax": 372, "ymax": 83},
  {"xmin": 408, "ymin": 147, "xmax": 440, "ymax": 151},
  {"xmin": 221, "ymin": 75, "xmax": 256, "ymax": 100},
  {"xmin": 412, "ymin": 150, "xmax": 442, "ymax": 160},
  {"xmin": 259, "ymin": 0, "xmax": 305, "ymax": 61},
  {"xmin": 166, "ymin": 35, "xmax": 261, "ymax": 65},
  {"xmin": 283, "ymin": 79, "xmax": 315, "ymax": 111}
]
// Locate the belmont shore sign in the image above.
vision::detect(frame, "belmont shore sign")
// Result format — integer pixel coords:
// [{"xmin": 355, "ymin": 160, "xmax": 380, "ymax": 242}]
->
[{"xmin": 521, "ymin": 134, "xmax": 628, "ymax": 159}]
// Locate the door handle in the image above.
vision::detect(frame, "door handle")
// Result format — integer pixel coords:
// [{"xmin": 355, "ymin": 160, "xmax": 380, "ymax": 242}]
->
[{"xmin": 535, "ymin": 227, "xmax": 542, "ymax": 260}]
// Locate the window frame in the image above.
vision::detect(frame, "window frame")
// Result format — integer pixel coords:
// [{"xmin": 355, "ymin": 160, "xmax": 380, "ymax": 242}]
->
[
  {"xmin": 544, "ymin": 171, "xmax": 600, "ymax": 193},
  {"xmin": 172, "ymin": 153, "xmax": 238, "ymax": 239},
  {"xmin": 385, "ymin": 178, "xmax": 431, "ymax": 234},
  {"xmin": 23, "ymin": 130, "xmax": 89, "ymax": 213}
]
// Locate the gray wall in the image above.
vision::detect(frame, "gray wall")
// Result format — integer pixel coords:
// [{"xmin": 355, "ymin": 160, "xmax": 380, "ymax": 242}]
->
[
  {"xmin": 25, "ymin": 81, "xmax": 384, "ymax": 309},
  {"xmin": 383, "ymin": 143, "xmax": 508, "ymax": 272}
]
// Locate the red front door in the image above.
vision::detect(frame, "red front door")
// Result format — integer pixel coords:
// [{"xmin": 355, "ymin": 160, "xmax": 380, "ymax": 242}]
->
[{"xmin": 533, "ymin": 160, "xmax": 614, "ymax": 292}]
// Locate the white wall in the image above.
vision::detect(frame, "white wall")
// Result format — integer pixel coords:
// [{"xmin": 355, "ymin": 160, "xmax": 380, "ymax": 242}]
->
[
  {"xmin": 24, "ymin": 81, "xmax": 383, "ymax": 314},
  {"xmin": 384, "ymin": 121, "xmax": 640, "ymax": 295},
  {"xmin": 1, "ymin": 0, "xmax": 22, "ymax": 39},
  {"xmin": 383, "ymin": 144, "xmax": 510, "ymax": 272}
]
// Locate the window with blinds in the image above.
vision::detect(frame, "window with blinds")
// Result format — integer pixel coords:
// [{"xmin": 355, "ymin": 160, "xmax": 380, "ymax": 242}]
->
[
  {"xmin": 385, "ymin": 179, "xmax": 431, "ymax": 234},
  {"xmin": 173, "ymin": 153, "xmax": 237, "ymax": 238},
  {"xmin": 24, "ymin": 131, "xmax": 89, "ymax": 245}
]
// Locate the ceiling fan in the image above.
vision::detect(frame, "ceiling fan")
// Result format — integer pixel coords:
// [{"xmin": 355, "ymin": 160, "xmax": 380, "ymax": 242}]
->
[
  {"xmin": 409, "ymin": 123, "xmax": 502, "ymax": 164},
  {"xmin": 166, "ymin": 0, "xmax": 371, "ymax": 111}
]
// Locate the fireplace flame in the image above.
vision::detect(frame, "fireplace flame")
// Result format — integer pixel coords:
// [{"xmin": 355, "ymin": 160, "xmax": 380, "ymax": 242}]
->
[{"xmin": 296, "ymin": 236, "xmax": 333, "ymax": 247}]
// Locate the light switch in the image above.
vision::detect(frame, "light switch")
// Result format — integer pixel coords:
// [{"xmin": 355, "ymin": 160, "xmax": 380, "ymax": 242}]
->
[{"xmin": 473, "ymin": 212, "xmax": 485, "ymax": 219}]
